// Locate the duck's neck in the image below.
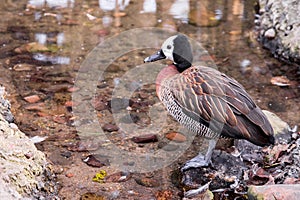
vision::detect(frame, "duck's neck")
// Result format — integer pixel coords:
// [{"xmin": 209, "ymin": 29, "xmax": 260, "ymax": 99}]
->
[{"xmin": 156, "ymin": 65, "xmax": 179, "ymax": 100}]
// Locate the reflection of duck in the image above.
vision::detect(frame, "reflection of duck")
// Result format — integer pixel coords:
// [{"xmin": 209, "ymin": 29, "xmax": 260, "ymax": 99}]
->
[
  {"xmin": 28, "ymin": 0, "xmax": 75, "ymax": 8},
  {"xmin": 189, "ymin": 0, "xmax": 222, "ymax": 27},
  {"xmin": 99, "ymin": 0, "xmax": 130, "ymax": 11},
  {"xmin": 144, "ymin": 34, "xmax": 274, "ymax": 171}
]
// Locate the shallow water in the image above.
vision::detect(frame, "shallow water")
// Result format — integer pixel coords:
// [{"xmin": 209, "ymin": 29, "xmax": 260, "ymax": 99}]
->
[{"xmin": 0, "ymin": 0, "xmax": 299, "ymax": 199}]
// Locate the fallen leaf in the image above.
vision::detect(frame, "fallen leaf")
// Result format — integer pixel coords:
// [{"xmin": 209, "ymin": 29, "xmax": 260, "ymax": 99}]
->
[
  {"xmin": 13, "ymin": 63, "xmax": 33, "ymax": 71},
  {"xmin": 270, "ymin": 76, "xmax": 290, "ymax": 87},
  {"xmin": 166, "ymin": 132, "xmax": 186, "ymax": 142},
  {"xmin": 268, "ymin": 144, "xmax": 290, "ymax": 162}
]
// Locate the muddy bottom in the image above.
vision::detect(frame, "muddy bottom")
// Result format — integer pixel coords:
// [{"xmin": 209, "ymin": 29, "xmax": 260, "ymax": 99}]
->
[{"xmin": 0, "ymin": 0, "xmax": 299, "ymax": 199}]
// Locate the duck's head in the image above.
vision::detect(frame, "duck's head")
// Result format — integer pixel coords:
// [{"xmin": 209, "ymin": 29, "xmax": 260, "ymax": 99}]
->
[{"xmin": 144, "ymin": 34, "xmax": 193, "ymax": 72}]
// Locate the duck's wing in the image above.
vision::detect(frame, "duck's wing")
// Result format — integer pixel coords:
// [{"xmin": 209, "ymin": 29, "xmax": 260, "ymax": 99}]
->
[{"xmin": 160, "ymin": 66, "xmax": 274, "ymax": 146}]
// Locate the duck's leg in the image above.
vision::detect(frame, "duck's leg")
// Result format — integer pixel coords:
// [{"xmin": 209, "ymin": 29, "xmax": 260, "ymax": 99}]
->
[{"xmin": 181, "ymin": 139, "xmax": 217, "ymax": 171}]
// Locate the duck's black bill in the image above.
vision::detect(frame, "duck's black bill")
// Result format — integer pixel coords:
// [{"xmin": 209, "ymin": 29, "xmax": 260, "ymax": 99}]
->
[{"xmin": 144, "ymin": 49, "xmax": 166, "ymax": 63}]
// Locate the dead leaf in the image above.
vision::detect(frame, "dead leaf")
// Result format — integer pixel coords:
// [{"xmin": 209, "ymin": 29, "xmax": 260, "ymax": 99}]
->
[
  {"xmin": 270, "ymin": 76, "xmax": 290, "ymax": 87},
  {"xmin": 166, "ymin": 132, "xmax": 186, "ymax": 142}
]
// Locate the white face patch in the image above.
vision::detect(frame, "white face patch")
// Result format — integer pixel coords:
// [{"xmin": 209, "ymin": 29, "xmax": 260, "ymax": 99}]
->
[{"xmin": 161, "ymin": 35, "xmax": 177, "ymax": 62}]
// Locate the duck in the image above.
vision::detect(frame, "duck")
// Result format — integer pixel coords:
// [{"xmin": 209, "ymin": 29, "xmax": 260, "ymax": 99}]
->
[{"xmin": 144, "ymin": 34, "xmax": 275, "ymax": 172}]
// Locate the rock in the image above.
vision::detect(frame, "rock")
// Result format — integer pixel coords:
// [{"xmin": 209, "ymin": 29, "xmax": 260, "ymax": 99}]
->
[
  {"xmin": 102, "ymin": 123, "xmax": 119, "ymax": 132},
  {"xmin": 248, "ymin": 184, "xmax": 300, "ymax": 200},
  {"xmin": 257, "ymin": 0, "xmax": 300, "ymax": 64},
  {"xmin": 131, "ymin": 134, "xmax": 158, "ymax": 143},
  {"xmin": 135, "ymin": 177, "xmax": 160, "ymax": 187},
  {"xmin": 0, "ymin": 87, "xmax": 58, "ymax": 198},
  {"xmin": 263, "ymin": 110, "xmax": 291, "ymax": 143},
  {"xmin": 0, "ymin": 88, "xmax": 14, "ymax": 123},
  {"xmin": 24, "ymin": 94, "xmax": 41, "ymax": 103},
  {"xmin": 264, "ymin": 28, "xmax": 276, "ymax": 39},
  {"xmin": 83, "ymin": 154, "xmax": 110, "ymax": 167},
  {"xmin": 105, "ymin": 171, "xmax": 131, "ymax": 183},
  {"xmin": 24, "ymin": 102, "xmax": 45, "ymax": 111},
  {"xmin": 263, "ymin": 110, "xmax": 289, "ymax": 135}
]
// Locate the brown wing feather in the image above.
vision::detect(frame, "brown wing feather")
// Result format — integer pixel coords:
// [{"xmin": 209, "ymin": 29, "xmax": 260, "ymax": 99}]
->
[{"xmin": 164, "ymin": 66, "xmax": 274, "ymax": 146}]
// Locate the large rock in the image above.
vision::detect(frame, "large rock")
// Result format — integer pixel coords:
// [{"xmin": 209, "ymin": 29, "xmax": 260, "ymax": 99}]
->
[
  {"xmin": 0, "ymin": 87, "xmax": 58, "ymax": 199},
  {"xmin": 248, "ymin": 184, "xmax": 300, "ymax": 200},
  {"xmin": 257, "ymin": 0, "xmax": 300, "ymax": 65}
]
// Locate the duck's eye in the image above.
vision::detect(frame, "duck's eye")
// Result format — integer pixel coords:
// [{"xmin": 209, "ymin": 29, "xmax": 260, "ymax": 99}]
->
[{"xmin": 167, "ymin": 45, "xmax": 172, "ymax": 49}]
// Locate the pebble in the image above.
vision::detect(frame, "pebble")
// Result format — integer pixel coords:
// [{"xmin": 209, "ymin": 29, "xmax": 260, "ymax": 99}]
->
[
  {"xmin": 264, "ymin": 28, "xmax": 276, "ymax": 39},
  {"xmin": 9, "ymin": 123, "xmax": 19, "ymax": 130},
  {"xmin": 157, "ymin": 142, "xmax": 179, "ymax": 151},
  {"xmin": 262, "ymin": 110, "xmax": 289, "ymax": 135},
  {"xmin": 24, "ymin": 95, "xmax": 41, "ymax": 103},
  {"xmin": 131, "ymin": 134, "xmax": 158, "ymax": 143},
  {"xmin": 105, "ymin": 171, "xmax": 131, "ymax": 183},
  {"xmin": 102, "ymin": 124, "xmax": 119, "ymax": 132},
  {"xmin": 135, "ymin": 177, "xmax": 160, "ymax": 187},
  {"xmin": 82, "ymin": 155, "xmax": 110, "ymax": 167},
  {"xmin": 65, "ymin": 173, "xmax": 74, "ymax": 178}
]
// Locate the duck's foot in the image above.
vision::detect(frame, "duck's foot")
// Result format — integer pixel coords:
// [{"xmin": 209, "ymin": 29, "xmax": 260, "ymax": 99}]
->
[
  {"xmin": 184, "ymin": 181, "xmax": 211, "ymax": 198},
  {"xmin": 181, "ymin": 153, "xmax": 210, "ymax": 172}
]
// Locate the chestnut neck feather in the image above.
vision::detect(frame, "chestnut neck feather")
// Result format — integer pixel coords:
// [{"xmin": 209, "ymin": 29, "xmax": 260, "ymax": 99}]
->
[{"xmin": 156, "ymin": 65, "xmax": 179, "ymax": 100}]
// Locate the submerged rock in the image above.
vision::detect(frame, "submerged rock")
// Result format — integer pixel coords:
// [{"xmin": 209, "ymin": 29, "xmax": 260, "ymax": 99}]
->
[{"xmin": 257, "ymin": 0, "xmax": 300, "ymax": 64}]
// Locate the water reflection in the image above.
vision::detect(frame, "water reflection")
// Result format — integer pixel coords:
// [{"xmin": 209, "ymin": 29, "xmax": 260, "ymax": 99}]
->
[
  {"xmin": 99, "ymin": 0, "xmax": 130, "ymax": 11},
  {"xmin": 188, "ymin": 0, "xmax": 223, "ymax": 26},
  {"xmin": 35, "ymin": 32, "xmax": 65, "ymax": 46},
  {"xmin": 35, "ymin": 33, "xmax": 47, "ymax": 45},
  {"xmin": 169, "ymin": 0, "xmax": 189, "ymax": 23},
  {"xmin": 28, "ymin": 0, "xmax": 74, "ymax": 8},
  {"xmin": 33, "ymin": 53, "xmax": 70, "ymax": 65},
  {"xmin": 141, "ymin": 0, "xmax": 157, "ymax": 13}
]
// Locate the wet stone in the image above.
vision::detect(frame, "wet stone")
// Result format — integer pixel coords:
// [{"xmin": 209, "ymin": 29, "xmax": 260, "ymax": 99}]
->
[
  {"xmin": 66, "ymin": 140, "xmax": 100, "ymax": 152},
  {"xmin": 102, "ymin": 123, "xmax": 119, "ymax": 132},
  {"xmin": 24, "ymin": 95, "xmax": 41, "ymax": 103},
  {"xmin": 83, "ymin": 154, "xmax": 110, "ymax": 168},
  {"xmin": 131, "ymin": 134, "xmax": 158, "ymax": 143},
  {"xmin": 109, "ymin": 97, "xmax": 132, "ymax": 112},
  {"xmin": 105, "ymin": 171, "xmax": 131, "ymax": 183},
  {"xmin": 248, "ymin": 184, "xmax": 300, "ymax": 200},
  {"xmin": 119, "ymin": 113, "xmax": 140, "ymax": 123},
  {"xmin": 24, "ymin": 102, "xmax": 45, "ymax": 111},
  {"xmin": 158, "ymin": 142, "xmax": 179, "ymax": 151},
  {"xmin": 135, "ymin": 177, "xmax": 160, "ymax": 187}
]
